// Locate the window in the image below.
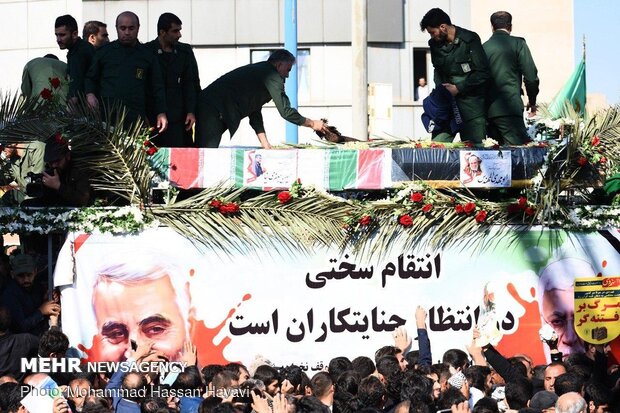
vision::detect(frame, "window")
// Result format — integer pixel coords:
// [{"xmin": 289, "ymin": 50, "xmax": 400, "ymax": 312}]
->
[{"xmin": 413, "ymin": 48, "xmax": 430, "ymax": 102}]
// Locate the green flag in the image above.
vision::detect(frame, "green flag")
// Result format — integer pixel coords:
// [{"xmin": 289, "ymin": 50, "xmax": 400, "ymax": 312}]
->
[{"xmin": 548, "ymin": 58, "xmax": 586, "ymax": 119}]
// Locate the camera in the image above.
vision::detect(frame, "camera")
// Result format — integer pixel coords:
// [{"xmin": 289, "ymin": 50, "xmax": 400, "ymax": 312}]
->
[{"xmin": 25, "ymin": 168, "xmax": 55, "ymax": 197}]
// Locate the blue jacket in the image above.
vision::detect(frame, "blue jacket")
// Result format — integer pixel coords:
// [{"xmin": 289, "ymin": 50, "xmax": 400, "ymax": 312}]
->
[
  {"xmin": 417, "ymin": 328, "xmax": 432, "ymax": 367},
  {"xmin": 180, "ymin": 396, "xmax": 203, "ymax": 413},
  {"xmin": 106, "ymin": 362, "xmax": 141, "ymax": 413},
  {"xmin": 421, "ymin": 84, "xmax": 463, "ymax": 135}
]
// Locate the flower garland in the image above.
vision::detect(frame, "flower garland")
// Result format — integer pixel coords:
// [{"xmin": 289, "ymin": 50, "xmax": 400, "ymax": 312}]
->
[
  {"xmin": 567, "ymin": 205, "xmax": 620, "ymax": 229},
  {"xmin": 1, "ymin": 183, "xmax": 617, "ymax": 238},
  {"xmin": 0, "ymin": 206, "xmax": 157, "ymax": 235}
]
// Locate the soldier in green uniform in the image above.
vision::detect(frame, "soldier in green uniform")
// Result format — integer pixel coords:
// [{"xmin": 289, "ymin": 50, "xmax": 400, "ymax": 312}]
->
[
  {"xmin": 85, "ymin": 11, "xmax": 167, "ymax": 133},
  {"xmin": 420, "ymin": 8, "xmax": 490, "ymax": 143},
  {"xmin": 21, "ymin": 54, "xmax": 68, "ymax": 102},
  {"xmin": 55, "ymin": 15, "xmax": 95, "ymax": 105},
  {"xmin": 483, "ymin": 11, "xmax": 539, "ymax": 145},
  {"xmin": 145, "ymin": 13, "xmax": 200, "ymax": 147},
  {"xmin": 195, "ymin": 49, "xmax": 327, "ymax": 148},
  {"xmin": 1, "ymin": 141, "xmax": 45, "ymax": 205}
]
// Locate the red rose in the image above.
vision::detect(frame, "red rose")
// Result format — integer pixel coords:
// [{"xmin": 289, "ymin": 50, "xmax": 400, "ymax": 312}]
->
[
  {"xmin": 399, "ymin": 214, "xmax": 413, "ymax": 227},
  {"xmin": 146, "ymin": 146, "xmax": 158, "ymax": 156},
  {"xmin": 524, "ymin": 207, "xmax": 536, "ymax": 216},
  {"xmin": 228, "ymin": 203, "xmax": 240, "ymax": 213},
  {"xmin": 464, "ymin": 202, "xmax": 476, "ymax": 214},
  {"xmin": 517, "ymin": 196, "xmax": 527, "ymax": 208},
  {"xmin": 415, "ymin": 143, "xmax": 423, "ymax": 148},
  {"xmin": 40, "ymin": 88, "xmax": 52, "ymax": 100},
  {"xmin": 359, "ymin": 215, "xmax": 371, "ymax": 226},
  {"xmin": 219, "ymin": 202, "xmax": 240, "ymax": 214},
  {"xmin": 54, "ymin": 132, "xmax": 66, "ymax": 144},
  {"xmin": 143, "ymin": 140, "xmax": 151, "ymax": 147},
  {"xmin": 421, "ymin": 203, "xmax": 433, "ymax": 213},
  {"xmin": 277, "ymin": 191, "xmax": 292, "ymax": 204},
  {"xmin": 507, "ymin": 203, "xmax": 521, "ymax": 214},
  {"xmin": 464, "ymin": 142, "xmax": 474, "ymax": 148},
  {"xmin": 455, "ymin": 204, "xmax": 465, "ymax": 215},
  {"xmin": 600, "ymin": 157, "xmax": 608, "ymax": 164},
  {"xmin": 296, "ymin": 178, "xmax": 301, "ymax": 184},
  {"xmin": 577, "ymin": 156, "xmax": 588, "ymax": 167},
  {"xmin": 475, "ymin": 210, "xmax": 488, "ymax": 223},
  {"xmin": 410, "ymin": 192, "xmax": 424, "ymax": 203},
  {"xmin": 209, "ymin": 199, "xmax": 222, "ymax": 209},
  {"xmin": 591, "ymin": 135, "xmax": 600, "ymax": 146},
  {"xmin": 49, "ymin": 77, "xmax": 61, "ymax": 89}
]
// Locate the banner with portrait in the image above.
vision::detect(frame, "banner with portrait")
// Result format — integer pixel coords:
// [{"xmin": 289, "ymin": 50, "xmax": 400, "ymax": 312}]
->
[
  {"xmin": 460, "ymin": 150, "xmax": 511, "ymax": 187},
  {"xmin": 55, "ymin": 227, "xmax": 620, "ymax": 370}
]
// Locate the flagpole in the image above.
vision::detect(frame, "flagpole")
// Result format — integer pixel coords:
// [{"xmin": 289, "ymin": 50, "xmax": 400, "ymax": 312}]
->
[
  {"xmin": 582, "ymin": 34, "xmax": 586, "ymax": 62},
  {"xmin": 582, "ymin": 34, "xmax": 587, "ymax": 112}
]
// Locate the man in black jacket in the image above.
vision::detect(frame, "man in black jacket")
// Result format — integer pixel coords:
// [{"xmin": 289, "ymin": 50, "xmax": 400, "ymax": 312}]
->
[
  {"xmin": 55, "ymin": 14, "xmax": 95, "ymax": 104},
  {"xmin": 0, "ymin": 306, "xmax": 39, "ymax": 379},
  {"xmin": 145, "ymin": 13, "xmax": 200, "ymax": 147}
]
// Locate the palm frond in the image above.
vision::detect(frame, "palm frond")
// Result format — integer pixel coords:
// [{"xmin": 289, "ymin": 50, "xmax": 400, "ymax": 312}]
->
[
  {"xmin": 0, "ymin": 92, "xmax": 64, "ymax": 144},
  {"xmin": 67, "ymin": 101, "xmax": 154, "ymax": 204},
  {"xmin": 152, "ymin": 186, "xmax": 353, "ymax": 256}
]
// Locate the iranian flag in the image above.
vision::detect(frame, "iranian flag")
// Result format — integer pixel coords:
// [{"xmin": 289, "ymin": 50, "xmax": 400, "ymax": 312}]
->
[
  {"xmin": 152, "ymin": 147, "xmax": 391, "ymax": 191},
  {"xmin": 153, "ymin": 148, "xmax": 236, "ymax": 189},
  {"xmin": 297, "ymin": 148, "xmax": 391, "ymax": 190}
]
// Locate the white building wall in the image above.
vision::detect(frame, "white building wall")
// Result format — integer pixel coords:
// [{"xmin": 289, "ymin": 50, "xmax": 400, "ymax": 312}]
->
[{"xmin": 0, "ymin": 0, "xmax": 83, "ymax": 95}]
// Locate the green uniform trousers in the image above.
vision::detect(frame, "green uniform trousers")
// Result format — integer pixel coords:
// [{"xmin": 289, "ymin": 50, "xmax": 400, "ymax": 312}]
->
[
  {"xmin": 432, "ymin": 116, "xmax": 486, "ymax": 143},
  {"xmin": 487, "ymin": 116, "xmax": 529, "ymax": 145}
]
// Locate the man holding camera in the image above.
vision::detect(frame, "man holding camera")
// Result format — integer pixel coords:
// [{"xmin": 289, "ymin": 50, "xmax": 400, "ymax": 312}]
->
[
  {"xmin": 22, "ymin": 134, "xmax": 92, "ymax": 207},
  {"xmin": 1, "ymin": 141, "xmax": 46, "ymax": 205}
]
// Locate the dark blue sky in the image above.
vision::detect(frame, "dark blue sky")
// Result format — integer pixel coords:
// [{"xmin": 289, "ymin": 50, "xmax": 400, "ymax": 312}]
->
[{"xmin": 574, "ymin": 0, "xmax": 619, "ymax": 104}]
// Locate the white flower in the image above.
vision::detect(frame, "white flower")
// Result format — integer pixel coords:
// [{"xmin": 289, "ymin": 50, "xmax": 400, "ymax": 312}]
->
[
  {"xmin": 111, "ymin": 209, "xmax": 126, "ymax": 218},
  {"xmin": 568, "ymin": 209, "xmax": 580, "ymax": 224},
  {"xmin": 482, "ymin": 138, "xmax": 499, "ymax": 148}
]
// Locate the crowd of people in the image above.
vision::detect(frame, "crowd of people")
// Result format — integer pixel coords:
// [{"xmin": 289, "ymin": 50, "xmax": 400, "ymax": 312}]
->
[{"xmin": 0, "ymin": 262, "xmax": 618, "ymax": 413}]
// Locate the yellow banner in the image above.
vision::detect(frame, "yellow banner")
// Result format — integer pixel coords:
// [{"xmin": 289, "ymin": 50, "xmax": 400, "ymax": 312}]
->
[{"xmin": 574, "ymin": 276, "xmax": 620, "ymax": 344}]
